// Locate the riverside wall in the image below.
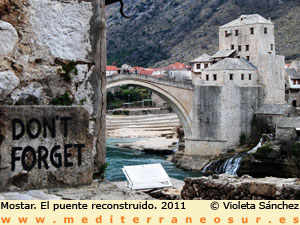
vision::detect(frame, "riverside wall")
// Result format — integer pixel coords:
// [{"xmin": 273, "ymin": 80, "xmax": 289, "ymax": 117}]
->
[{"xmin": 181, "ymin": 84, "xmax": 263, "ymax": 170}]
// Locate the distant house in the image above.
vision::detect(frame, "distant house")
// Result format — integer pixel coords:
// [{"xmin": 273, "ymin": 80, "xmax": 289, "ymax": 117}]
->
[
  {"xmin": 190, "ymin": 54, "xmax": 213, "ymax": 80},
  {"xmin": 139, "ymin": 68, "xmax": 155, "ymax": 76},
  {"xmin": 106, "ymin": 65, "xmax": 119, "ymax": 76},
  {"xmin": 255, "ymin": 104, "xmax": 298, "ymax": 131},
  {"xmin": 285, "ymin": 61, "xmax": 300, "ymax": 107},
  {"xmin": 131, "ymin": 67, "xmax": 144, "ymax": 74},
  {"xmin": 166, "ymin": 62, "xmax": 191, "ymax": 81},
  {"xmin": 152, "ymin": 68, "xmax": 167, "ymax": 77},
  {"xmin": 202, "ymin": 58, "xmax": 257, "ymax": 86},
  {"xmin": 276, "ymin": 117, "xmax": 300, "ymax": 141}
]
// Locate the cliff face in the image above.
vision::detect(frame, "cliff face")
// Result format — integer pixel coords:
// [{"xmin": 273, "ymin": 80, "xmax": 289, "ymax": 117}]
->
[{"xmin": 106, "ymin": 0, "xmax": 300, "ymax": 67}]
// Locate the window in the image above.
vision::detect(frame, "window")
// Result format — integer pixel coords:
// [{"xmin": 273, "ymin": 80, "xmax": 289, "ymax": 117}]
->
[
  {"xmin": 293, "ymin": 80, "xmax": 297, "ymax": 85},
  {"xmin": 231, "ymin": 44, "xmax": 234, "ymax": 50},
  {"xmin": 271, "ymin": 44, "xmax": 274, "ymax": 51},
  {"xmin": 204, "ymin": 63, "xmax": 209, "ymax": 68},
  {"xmin": 238, "ymin": 45, "xmax": 242, "ymax": 51},
  {"xmin": 250, "ymin": 27, "xmax": 254, "ymax": 34},
  {"xmin": 237, "ymin": 56, "xmax": 240, "ymax": 58},
  {"xmin": 249, "ymin": 74, "xmax": 252, "ymax": 80},
  {"xmin": 293, "ymin": 100, "xmax": 297, "ymax": 107},
  {"xmin": 196, "ymin": 64, "xmax": 201, "ymax": 70},
  {"xmin": 264, "ymin": 28, "xmax": 268, "ymax": 34},
  {"xmin": 213, "ymin": 74, "xmax": 217, "ymax": 81},
  {"xmin": 241, "ymin": 74, "xmax": 244, "ymax": 80},
  {"xmin": 206, "ymin": 74, "xmax": 209, "ymax": 81},
  {"xmin": 235, "ymin": 30, "xmax": 239, "ymax": 36},
  {"xmin": 229, "ymin": 74, "xmax": 233, "ymax": 80},
  {"xmin": 297, "ymin": 80, "xmax": 300, "ymax": 85},
  {"xmin": 225, "ymin": 31, "xmax": 229, "ymax": 37},
  {"xmin": 246, "ymin": 56, "xmax": 250, "ymax": 61},
  {"xmin": 246, "ymin": 45, "xmax": 249, "ymax": 51}
]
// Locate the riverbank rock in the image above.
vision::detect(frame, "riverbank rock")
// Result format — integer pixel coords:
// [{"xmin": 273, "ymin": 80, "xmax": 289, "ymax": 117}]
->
[
  {"xmin": 238, "ymin": 140, "xmax": 300, "ymax": 178},
  {"xmin": 181, "ymin": 174, "xmax": 300, "ymax": 200}
]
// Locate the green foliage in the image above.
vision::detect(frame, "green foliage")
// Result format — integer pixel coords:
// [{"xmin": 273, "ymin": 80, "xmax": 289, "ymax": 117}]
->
[
  {"xmin": 55, "ymin": 59, "xmax": 78, "ymax": 82},
  {"xmin": 254, "ymin": 144, "xmax": 273, "ymax": 159},
  {"xmin": 80, "ymin": 98, "xmax": 87, "ymax": 105},
  {"xmin": 52, "ymin": 92, "xmax": 73, "ymax": 106},
  {"xmin": 107, "ymin": 85, "xmax": 152, "ymax": 109},
  {"xmin": 249, "ymin": 116, "xmax": 269, "ymax": 145},
  {"xmin": 227, "ymin": 149, "xmax": 235, "ymax": 153},
  {"xmin": 239, "ymin": 133, "xmax": 247, "ymax": 146},
  {"xmin": 292, "ymin": 142, "xmax": 300, "ymax": 158}
]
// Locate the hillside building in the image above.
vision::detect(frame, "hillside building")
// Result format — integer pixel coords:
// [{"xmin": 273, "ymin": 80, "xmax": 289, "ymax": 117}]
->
[
  {"xmin": 191, "ymin": 14, "xmax": 285, "ymax": 105},
  {"xmin": 106, "ymin": 65, "xmax": 119, "ymax": 76},
  {"xmin": 285, "ymin": 61, "xmax": 300, "ymax": 107},
  {"xmin": 219, "ymin": 14, "xmax": 275, "ymax": 67}
]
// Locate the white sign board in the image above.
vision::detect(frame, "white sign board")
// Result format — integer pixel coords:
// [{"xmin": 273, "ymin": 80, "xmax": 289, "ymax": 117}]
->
[{"xmin": 122, "ymin": 163, "xmax": 172, "ymax": 190}]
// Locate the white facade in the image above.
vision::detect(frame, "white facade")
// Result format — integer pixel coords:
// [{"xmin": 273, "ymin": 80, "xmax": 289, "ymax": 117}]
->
[{"xmin": 106, "ymin": 70, "xmax": 118, "ymax": 77}]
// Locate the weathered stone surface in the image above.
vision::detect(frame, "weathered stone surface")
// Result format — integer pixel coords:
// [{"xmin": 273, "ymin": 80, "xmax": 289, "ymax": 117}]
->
[
  {"xmin": 181, "ymin": 174, "xmax": 300, "ymax": 200},
  {"xmin": 0, "ymin": 20, "xmax": 18, "ymax": 56},
  {"xmin": 11, "ymin": 82, "xmax": 43, "ymax": 104},
  {"xmin": 29, "ymin": 0, "xmax": 92, "ymax": 60},
  {"xmin": 0, "ymin": 106, "xmax": 93, "ymax": 191},
  {"xmin": 0, "ymin": 71, "xmax": 20, "ymax": 96}
]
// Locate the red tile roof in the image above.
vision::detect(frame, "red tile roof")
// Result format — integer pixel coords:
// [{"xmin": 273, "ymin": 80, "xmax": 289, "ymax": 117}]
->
[
  {"xmin": 167, "ymin": 62, "xmax": 187, "ymax": 70},
  {"xmin": 106, "ymin": 66, "xmax": 119, "ymax": 71},
  {"xmin": 140, "ymin": 69, "xmax": 155, "ymax": 75}
]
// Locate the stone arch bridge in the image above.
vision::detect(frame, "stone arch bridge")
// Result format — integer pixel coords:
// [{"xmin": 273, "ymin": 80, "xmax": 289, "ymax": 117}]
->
[
  {"xmin": 107, "ymin": 74, "xmax": 262, "ymax": 170},
  {"xmin": 107, "ymin": 74, "xmax": 193, "ymax": 138}
]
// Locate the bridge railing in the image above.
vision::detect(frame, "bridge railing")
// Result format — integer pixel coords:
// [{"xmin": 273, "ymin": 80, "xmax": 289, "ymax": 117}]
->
[{"xmin": 107, "ymin": 73, "xmax": 193, "ymax": 90}]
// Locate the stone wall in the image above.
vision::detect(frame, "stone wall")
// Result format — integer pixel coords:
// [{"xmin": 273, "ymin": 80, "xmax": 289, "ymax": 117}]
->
[
  {"xmin": 182, "ymin": 174, "xmax": 300, "ymax": 200},
  {"xmin": 0, "ymin": 0, "xmax": 106, "ymax": 173},
  {"xmin": 219, "ymin": 20, "xmax": 275, "ymax": 67},
  {"xmin": 182, "ymin": 84, "xmax": 262, "ymax": 170},
  {"xmin": 257, "ymin": 55, "xmax": 285, "ymax": 104}
]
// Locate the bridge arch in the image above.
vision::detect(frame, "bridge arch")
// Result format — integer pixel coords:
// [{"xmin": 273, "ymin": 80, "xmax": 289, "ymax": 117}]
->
[{"xmin": 107, "ymin": 79, "xmax": 192, "ymax": 138}]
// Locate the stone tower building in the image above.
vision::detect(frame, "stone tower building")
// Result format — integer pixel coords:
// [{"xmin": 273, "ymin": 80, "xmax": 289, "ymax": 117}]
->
[{"xmin": 219, "ymin": 14, "xmax": 275, "ymax": 67}]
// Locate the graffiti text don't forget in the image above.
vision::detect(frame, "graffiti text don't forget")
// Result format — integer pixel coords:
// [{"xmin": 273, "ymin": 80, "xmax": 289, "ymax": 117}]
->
[{"xmin": 11, "ymin": 117, "xmax": 85, "ymax": 172}]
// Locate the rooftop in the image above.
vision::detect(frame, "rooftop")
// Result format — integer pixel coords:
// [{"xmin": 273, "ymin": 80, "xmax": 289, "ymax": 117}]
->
[
  {"xmin": 212, "ymin": 49, "xmax": 236, "ymax": 59},
  {"xmin": 220, "ymin": 14, "xmax": 273, "ymax": 28},
  {"xmin": 190, "ymin": 54, "xmax": 213, "ymax": 63},
  {"xmin": 290, "ymin": 61, "xmax": 300, "ymax": 71},
  {"xmin": 167, "ymin": 62, "xmax": 187, "ymax": 71},
  {"xmin": 255, "ymin": 104, "xmax": 292, "ymax": 115},
  {"xmin": 107, "ymin": 65, "xmax": 119, "ymax": 71},
  {"xmin": 276, "ymin": 117, "xmax": 300, "ymax": 128},
  {"xmin": 204, "ymin": 58, "xmax": 256, "ymax": 71},
  {"xmin": 286, "ymin": 68, "xmax": 300, "ymax": 79}
]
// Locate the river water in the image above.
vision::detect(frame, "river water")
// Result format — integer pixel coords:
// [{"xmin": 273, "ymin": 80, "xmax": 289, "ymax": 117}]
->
[{"xmin": 105, "ymin": 138, "xmax": 204, "ymax": 181}]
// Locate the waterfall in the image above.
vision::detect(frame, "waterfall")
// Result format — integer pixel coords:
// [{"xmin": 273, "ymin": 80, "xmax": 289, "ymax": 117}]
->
[
  {"xmin": 201, "ymin": 138, "xmax": 263, "ymax": 176},
  {"xmin": 201, "ymin": 161, "xmax": 213, "ymax": 173},
  {"xmin": 223, "ymin": 156, "xmax": 243, "ymax": 175},
  {"xmin": 248, "ymin": 138, "xmax": 263, "ymax": 154}
]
